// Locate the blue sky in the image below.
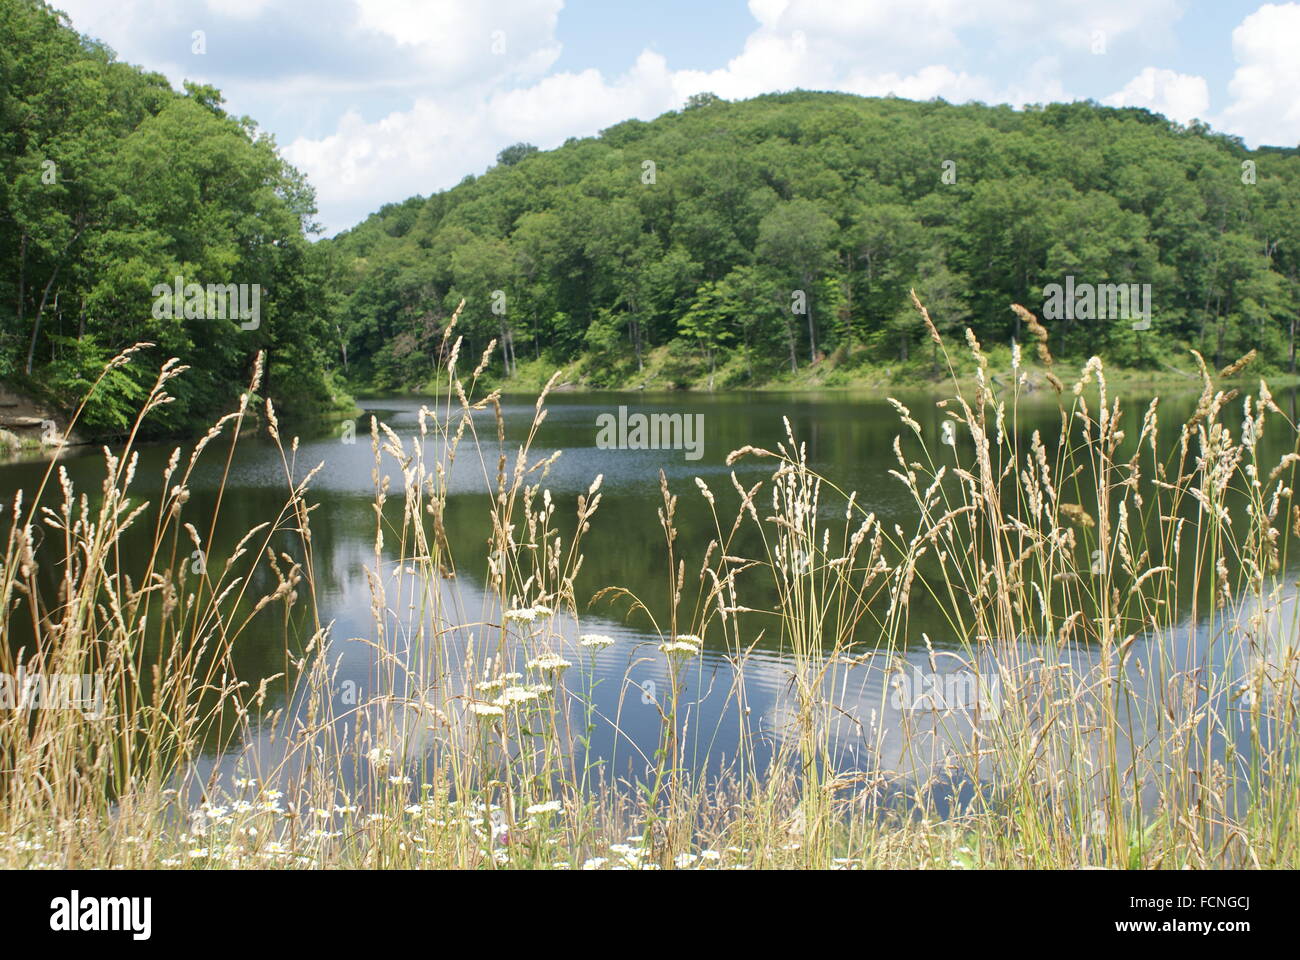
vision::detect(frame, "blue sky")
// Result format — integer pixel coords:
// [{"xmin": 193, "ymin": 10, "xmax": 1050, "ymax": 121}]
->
[
  {"xmin": 549, "ymin": 0, "xmax": 756, "ymax": 75},
  {"xmin": 50, "ymin": 1, "xmax": 1300, "ymax": 235}
]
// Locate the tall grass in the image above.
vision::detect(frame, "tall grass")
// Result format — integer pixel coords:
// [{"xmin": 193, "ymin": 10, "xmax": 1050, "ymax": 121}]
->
[{"xmin": 2, "ymin": 296, "xmax": 1298, "ymax": 869}]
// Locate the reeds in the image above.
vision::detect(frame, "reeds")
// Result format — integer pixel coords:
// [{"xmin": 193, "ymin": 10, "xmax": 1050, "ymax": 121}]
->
[{"xmin": 1, "ymin": 296, "xmax": 1297, "ymax": 869}]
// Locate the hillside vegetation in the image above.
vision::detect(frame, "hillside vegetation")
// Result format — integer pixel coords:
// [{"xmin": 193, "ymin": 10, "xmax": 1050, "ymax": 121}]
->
[
  {"xmin": 325, "ymin": 90, "xmax": 1300, "ymax": 394},
  {"xmin": 5, "ymin": 0, "xmax": 1300, "ymax": 435},
  {"xmin": 0, "ymin": 0, "xmax": 345, "ymax": 436}
]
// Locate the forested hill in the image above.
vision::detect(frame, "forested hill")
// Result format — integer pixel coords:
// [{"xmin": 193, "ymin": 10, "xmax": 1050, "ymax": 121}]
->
[
  {"xmin": 327, "ymin": 90, "xmax": 1300, "ymax": 392},
  {"xmin": 5, "ymin": 0, "xmax": 1300, "ymax": 443},
  {"xmin": 0, "ymin": 0, "xmax": 340, "ymax": 437}
]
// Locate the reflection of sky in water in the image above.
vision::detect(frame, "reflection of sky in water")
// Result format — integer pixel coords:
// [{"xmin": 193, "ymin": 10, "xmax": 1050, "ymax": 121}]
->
[
  {"xmin": 5, "ymin": 388, "xmax": 1298, "ymax": 816},
  {"xmin": 204, "ymin": 554, "xmax": 1299, "ymax": 821}
]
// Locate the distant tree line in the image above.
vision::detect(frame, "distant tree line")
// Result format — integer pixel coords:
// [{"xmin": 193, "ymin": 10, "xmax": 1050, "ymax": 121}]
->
[
  {"xmin": 325, "ymin": 88, "xmax": 1300, "ymax": 389},
  {"xmin": 5, "ymin": 0, "xmax": 1300, "ymax": 438}
]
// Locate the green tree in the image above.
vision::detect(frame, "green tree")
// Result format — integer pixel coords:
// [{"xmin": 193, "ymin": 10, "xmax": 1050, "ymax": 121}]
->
[{"xmin": 758, "ymin": 199, "xmax": 836, "ymax": 365}]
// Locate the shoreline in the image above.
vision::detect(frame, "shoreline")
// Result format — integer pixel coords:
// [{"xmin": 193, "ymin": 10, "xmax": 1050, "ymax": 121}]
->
[{"xmin": 350, "ymin": 360, "xmax": 1299, "ymax": 403}]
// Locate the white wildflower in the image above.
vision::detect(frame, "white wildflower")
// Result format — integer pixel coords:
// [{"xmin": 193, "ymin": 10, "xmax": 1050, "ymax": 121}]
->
[{"xmin": 527, "ymin": 653, "xmax": 572, "ymax": 672}]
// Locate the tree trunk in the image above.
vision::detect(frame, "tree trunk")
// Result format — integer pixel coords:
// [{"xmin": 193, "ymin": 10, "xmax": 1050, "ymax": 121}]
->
[
  {"xmin": 26, "ymin": 261, "xmax": 64, "ymax": 375},
  {"xmin": 499, "ymin": 320, "xmax": 514, "ymax": 377},
  {"xmin": 803, "ymin": 271, "xmax": 817, "ymax": 363},
  {"xmin": 627, "ymin": 316, "xmax": 643, "ymax": 372},
  {"xmin": 16, "ymin": 232, "xmax": 27, "ymax": 355},
  {"xmin": 335, "ymin": 322, "xmax": 349, "ymax": 371},
  {"xmin": 841, "ymin": 251, "xmax": 855, "ymax": 351},
  {"xmin": 1214, "ymin": 320, "xmax": 1224, "ymax": 371},
  {"xmin": 24, "ymin": 228, "xmax": 82, "ymax": 375},
  {"xmin": 1291, "ymin": 270, "xmax": 1298, "ymax": 376}
]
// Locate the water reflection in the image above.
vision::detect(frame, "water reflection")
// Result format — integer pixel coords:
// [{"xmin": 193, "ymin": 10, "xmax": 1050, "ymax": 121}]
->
[{"xmin": 3, "ymin": 384, "xmax": 1296, "ymax": 812}]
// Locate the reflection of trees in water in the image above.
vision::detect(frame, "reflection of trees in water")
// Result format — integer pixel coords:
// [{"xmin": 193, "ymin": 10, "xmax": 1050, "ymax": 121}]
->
[
  {"xmin": 499, "ymin": 387, "xmax": 1300, "ymax": 655},
  {"xmin": 8, "ymin": 385, "xmax": 1297, "ymax": 768}
]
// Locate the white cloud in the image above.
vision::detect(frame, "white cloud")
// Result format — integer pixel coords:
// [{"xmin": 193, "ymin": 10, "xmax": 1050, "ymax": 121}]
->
[
  {"xmin": 279, "ymin": 0, "xmax": 1193, "ymax": 231},
  {"xmin": 284, "ymin": 51, "xmax": 684, "ymax": 230},
  {"xmin": 205, "ymin": 0, "xmax": 274, "ymax": 18},
  {"xmin": 747, "ymin": 0, "xmax": 788, "ymax": 27},
  {"xmin": 1104, "ymin": 67, "xmax": 1210, "ymax": 126},
  {"xmin": 350, "ymin": 0, "xmax": 563, "ymax": 84},
  {"xmin": 1219, "ymin": 2, "xmax": 1300, "ymax": 147},
  {"xmin": 665, "ymin": 0, "xmax": 1181, "ymax": 110},
  {"xmin": 52, "ymin": 0, "xmax": 564, "ymax": 91},
  {"xmin": 736, "ymin": 0, "xmax": 1183, "ymax": 65},
  {"xmin": 667, "ymin": 30, "xmax": 834, "ymax": 102},
  {"xmin": 61, "ymin": 0, "xmax": 1291, "ymax": 234}
]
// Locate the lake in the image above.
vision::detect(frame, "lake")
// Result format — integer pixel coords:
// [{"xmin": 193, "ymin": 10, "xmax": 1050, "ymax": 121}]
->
[{"xmin": 3, "ymin": 384, "xmax": 1296, "ymax": 818}]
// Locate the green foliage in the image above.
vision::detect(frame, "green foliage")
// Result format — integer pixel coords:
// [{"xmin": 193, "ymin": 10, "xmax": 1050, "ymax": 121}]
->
[
  {"xmin": 41, "ymin": 334, "xmax": 149, "ymax": 433},
  {"xmin": 684, "ymin": 92, "xmax": 725, "ymax": 110},
  {"xmin": 7, "ymin": 0, "xmax": 1299, "ymax": 416},
  {"xmin": 496, "ymin": 142, "xmax": 539, "ymax": 167},
  {"xmin": 0, "ymin": 0, "xmax": 342, "ymax": 436},
  {"xmin": 581, "ymin": 307, "xmax": 633, "ymax": 386},
  {"xmin": 322, "ymin": 90, "xmax": 1300, "ymax": 388}
]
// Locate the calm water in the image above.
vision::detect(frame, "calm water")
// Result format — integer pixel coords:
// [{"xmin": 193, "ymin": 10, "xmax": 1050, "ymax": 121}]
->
[{"xmin": 3, "ymin": 386, "xmax": 1296, "ymax": 809}]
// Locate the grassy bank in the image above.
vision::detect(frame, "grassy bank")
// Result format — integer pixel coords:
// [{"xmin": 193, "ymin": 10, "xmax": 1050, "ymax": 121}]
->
[
  {"xmin": 3, "ymin": 299, "xmax": 1299, "ymax": 870},
  {"xmin": 354, "ymin": 338, "xmax": 1300, "ymax": 401}
]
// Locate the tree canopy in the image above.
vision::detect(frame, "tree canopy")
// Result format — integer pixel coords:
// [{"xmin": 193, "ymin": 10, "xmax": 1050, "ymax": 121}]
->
[
  {"xmin": 5, "ymin": 0, "xmax": 1300, "ymax": 433},
  {"xmin": 0, "ymin": 0, "xmax": 341, "ymax": 434},
  {"xmin": 323, "ymin": 90, "xmax": 1300, "ymax": 389}
]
